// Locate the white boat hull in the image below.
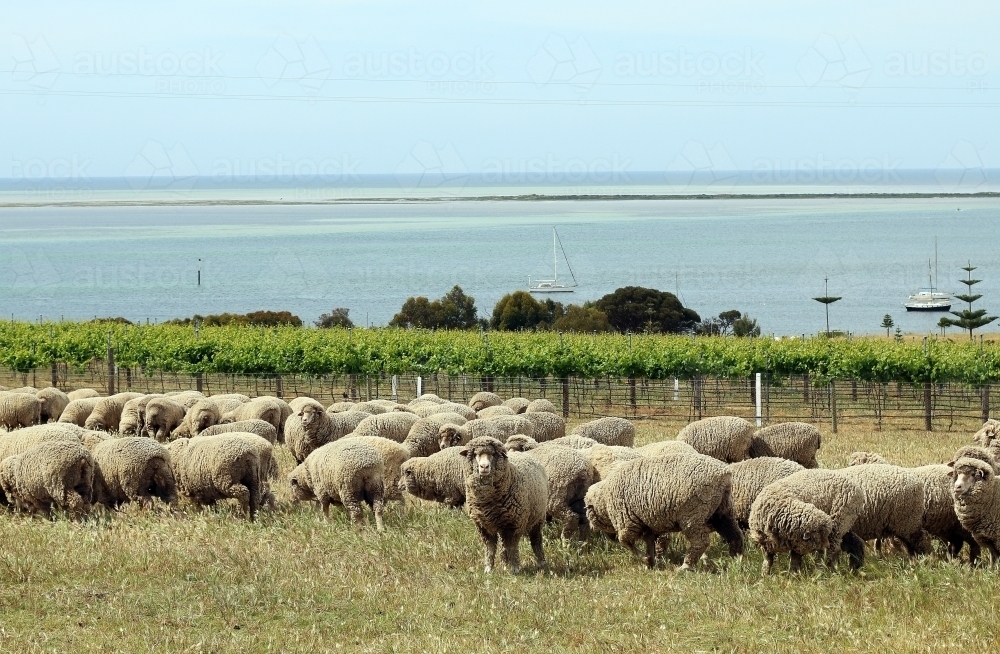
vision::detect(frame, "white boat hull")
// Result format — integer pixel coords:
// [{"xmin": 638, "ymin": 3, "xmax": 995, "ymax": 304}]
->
[{"xmin": 529, "ymin": 287, "xmax": 575, "ymax": 293}]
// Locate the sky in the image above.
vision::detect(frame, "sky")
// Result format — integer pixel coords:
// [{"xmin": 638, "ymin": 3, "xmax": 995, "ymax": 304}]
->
[{"xmin": 2, "ymin": 1, "xmax": 998, "ymax": 188}]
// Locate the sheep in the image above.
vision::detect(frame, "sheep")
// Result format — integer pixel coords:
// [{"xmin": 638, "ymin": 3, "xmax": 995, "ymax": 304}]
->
[
  {"xmin": 118, "ymin": 394, "xmax": 164, "ymax": 436},
  {"xmin": 327, "ymin": 401, "xmax": 357, "ymax": 413},
  {"xmin": 289, "ymin": 438, "xmax": 385, "ymax": 530},
  {"xmin": 351, "ymin": 412, "xmax": 421, "ymax": 443},
  {"xmin": 748, "ymin": 469, "xmax": 866, "ymax": 574},
  {"xmin": 168, "ymin": 391, "xmax": 207, "ymax": 409},
  {"xmin": 171, "ymin": 399, "xmax": 222, "ymax": 439},
  {"xmin": 518, "ymin": 443, "xmax": 592, "ymax": 541},
  {"xmin": 36, "ymin": 387, "xmax": 70, "ymax": 423},
  {"xmin": 571, "ymin": 417, "xmax": 635, "ymax": 447},
  {"xmin": 167, "ymin": 435, "xmax": 262, "ymax": 520},
  {"xmin": 288, "ymin": 396, "xmax": 318, "ymax": 413},
  {"xmin": 220, "ymin": 397, "xmax": 286, "ymax": 440},
  {"xmin": 526, "ymin": 399, "xmax": 558, "ymax": 414},
  {"xmin": 749, "ymin": 422, "xmax": 821, "ymax": 468},
  {"xmin": 437, "ymin": 416, "xmax": 535, "ymax": 450},
  {"xmin": 67, "ymin": 388, "xmax": 100, "ymax": 401},
  {"xmin": 506, "ymin": 433, "xmax": 600, "ymax": 454},
  {"xmin": 398, "ymin": 447, "xmax": 469, "ymax": 507},
  {"xmin": 342, "ymin": 435, "xmax": 410, "ymax": 502},
  {"xmin": 504, "ymin": 435, "xmax": 541, "ymax": 452},
  {"xmin": 912, "ymin": 463, "xmax": 981, "ymax": 562},
  {"xmin": 194, "ymin": 430, "xmax": 278, "ymax": 510},
  {"xmin": 0, "ymin": 392, "xmax": 42, "ymax": 430},
  {"xmin": 402, "ymin": 402, "xmax": 444, "ymax": 418},
  {"xmin": 848, "ymin": 451, "xmax": 889, "ymax": 466},
  {"xmin": 286, "ymin": 400, "xmax": 368, "ymax": 464},
  {"xmin": 522, "ymin": 412, "xmax": 566, "ymax": 442},
  {"xmin": 636, "ymin": 440, "xmax": 697, "ymax": 458},
  {"xmin": 727, "ymin": 457, "xmax": 805, "ymax": 528},
  {"xmin": 585, "ymin": 451, "xmax": 743, "ymax": 570},
  {"xmin": 502, "ymin": 397, "xmax": 530, "ymax": 414},
  {"xmin": 468, "ymin": 391, "xmax": 503, "ymax": 412},
  {"xmin": 438, "ymin": 403, "xmax": 477, "ymax": 420},
  {"xmin": 58, "ymin": 397, "xmax": 99, "ymax": 427},
  {"xmin": 411, "ymin": 393, "xmax": 446, "ymax": 405},
  {"xmin": 401, "ymin": 413, "xmax": 468, "ymax": 458},
  {"xmin": 949, "ymin": 455, "xmax": 1000, "ymax": 563},
  {"xmin": 6, "ymin": 386, "xmax": 36, "ymax": 394},
  {"xmin": 0, "ymin": 439, "xmax": 94, "ymax": 518},
  {"xmin": 352, "ymin": 401, "xmax": 392, "ymax": 415},
  {"xmin": 84, "ymin": 392, "xmax": 143, "ymax": 432},
  {"xmin": 144, "ymin": 397, "xmax": 188, "ymax": 442},
  {"xmin": 584, "ymin": 444, "xmax": 643, "ymax": 481},
  {"xmin": 207, "ymin": 393, "xmax": 250, "ymax": 405},
  {"xmin": 199, "ymin": 419, "xmax": 278, "ymax": 444},
  {"xmin": 460, "ymin": 437, "xmax": 547, "ymax": 573},
  {"xmin": 836, "ymin": 464, "xmax": 929, "ymax": 557},
  {"xmin": 90, "ymin": 437, "xmax": 177, "ymax": 508},
  {"xmin": 478, "ymin": 405, "xmax": 515, "ymax": 419},
  {"xmin": 972, "ymin": 419, "xmax": 1000, "ymax": 461},
  {"xmin": 677, "ymin": 416, "xmax": 754, "ymax": 463},
  {"xmin": 0, "ymin": 423, "xmax": 88, "ymax": 466},
  {"xmin": 952, "ymin": 446, "xmax": 999, "ymax": 474}
]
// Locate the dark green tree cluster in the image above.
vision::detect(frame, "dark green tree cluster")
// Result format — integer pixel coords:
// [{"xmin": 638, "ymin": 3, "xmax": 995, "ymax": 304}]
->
[
  {"xmin": 167, "ymin": 310, "xmax": 303, "ymax": 328},
  {"xmin": 389, "ymin": 286, "xmax": 479, "ymax": 329},
  {"xmin": 490, "ymin": 291, "xmax": 612, "ymax": 332},
  {"xmin": 315, "ymin": 308, "xmax": 354, "ymax": 329},
  {"xmin": 697, "ymin": 310, "xmax": 760, "ymax": 337},
  {"xmin": 594, "ymin": 286, "xmax": 700, "ymax": 334}
]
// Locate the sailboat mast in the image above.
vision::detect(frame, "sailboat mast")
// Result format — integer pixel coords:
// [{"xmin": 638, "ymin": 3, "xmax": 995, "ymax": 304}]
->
[
  {"xmin": 934, "ymin": 237, "xmax": 939, "ymax": 290},
  {"xmin": 553, "ymin": 228, "xmax": 558, "ymax": 283}
]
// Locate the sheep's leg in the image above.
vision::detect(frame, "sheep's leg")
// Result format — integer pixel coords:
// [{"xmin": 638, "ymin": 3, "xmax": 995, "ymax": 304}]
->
[
  {"xmin": 365, "ymin": 480, "xmax": 385, "ymax": 532},
  {"xmin": 478, "ymin": 525, "xmax": 498, "ymax": 573},
  {"xmin": 840, "ymin": 532, "xmax": 866, "ymax": 571},
  {"xmin": 618, "ymin": 526, "xmax": 645, "ymax": 563},
  {"xmin": 761, "ymin": 551, "xmax": 775, "ymax": 575},
  {"xmin": 321, "ymin": 498, "xmax": 332, "ymax": 518},
  {"xmin": 556, "ymin": 506, "xmax": 578, "ymax": 543},
  {"xmin": 643, "ymin": 534, "xmax": 658, "ymax": 568},
  {"xmin": 654, "ymin": 534, "xmax": 672, "ymax": 559},
  {"xmin": 226, "ymin": 484, "xmax": 252, "ymax": 520},
  {"xmin": 529, "ymin": 523, "xmax": 546, "ymax": 570},
  {"xmin": 966, "ymin": 538, "xmax": 981, "ymax": 565},
  {"xmin": 789, "ymin": 552, "xmax": 803, "ymax": 573},
  {"xmin": 679, "ymin": 526, "xmax": 710, "ymax": 571},
  {"xmin": 342, "ymin": 494, "xmax": 366, "ymax": 529},
  {"xmin": 500, "ymin": 530, "xmax": 521, "ymax": 574}
]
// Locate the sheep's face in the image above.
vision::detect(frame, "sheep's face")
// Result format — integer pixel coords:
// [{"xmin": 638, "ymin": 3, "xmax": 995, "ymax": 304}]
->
[
  {"xmin": 584, "ymin": 484, "xmax": 613, "ymax": 534},
  {"xmin": 85, "ymin": 416, "xmax": 104, "ymax": 431},
  {"xmin": 460, "ymin": 438, "xmax": 506, "ymax": 479},
  {"xmin": 973, "ymin": 420, "xmax": 1000, "ymax": 448},
  {"xmin": 793, "ymin": 512, "xmax": 834, "ymax": 554},
  {"xmin": 398, "ymin": 462, "xmax": 420, "ymax": 496},
  {"xmin": 439, "ymin": 425, "xmax": 463, "ymax": 451},
  {"xmin": 470, "ymin": 400, "xmax": 489, "ymax": 412},
  {"xmin": 504, "ymin": 435, "xmax": 536, "ymax": 453},
  {"xmin": 847, "ymin": 451, "xmax": 887, "ymax": 466},
  {"xmin": 952, "ymin": 446, "xmax": 997, "ymax": 473},
  {"xmin": 288, "ymin": 468, "xmax": 314, "ymax": 502},
  {"xmin": 952, "ymin": 461, "xmax": 990, "ymax": 498},
  {"xmin": 299, "ymin": 406, "xmax": 322, "ymax": 429}
]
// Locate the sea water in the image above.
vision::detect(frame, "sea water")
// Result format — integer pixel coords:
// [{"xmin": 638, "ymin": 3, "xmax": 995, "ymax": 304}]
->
[{"xmin": 0, "ymin": 195, "xmax": 997, "ymax": 335}]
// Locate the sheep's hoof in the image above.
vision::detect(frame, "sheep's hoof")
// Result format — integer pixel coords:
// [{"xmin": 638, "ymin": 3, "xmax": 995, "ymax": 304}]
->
[
  {"xmin": 676, "ymin": 563, "xmax": 697, "ymax": 573},
  {"xmin": 642, "ymin": 556, "xmax": 656, "ymax": 569}
]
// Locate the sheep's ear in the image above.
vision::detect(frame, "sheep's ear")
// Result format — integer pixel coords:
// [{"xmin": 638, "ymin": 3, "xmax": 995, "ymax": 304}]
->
[
  {"xmin": 497, "ymin": 446, "xmax": 507, "ymax": 459},
  {"xmin": 977, "ymin": 469, "xmax": 986, "ymax": 480},
  {"xmin": 802, "ymin": 531, "xmax": 811, "ymax": 541},
  {"xmin": 290, "ymin": 477, "xmax": 298, "ymax": 486},
  {"xmin": 947, "ymin": 460, "xmax": 955, "ymax": 468},
  {"xmin": 459, "ymin": 448, "xmax": 470, "ymax": 458}
]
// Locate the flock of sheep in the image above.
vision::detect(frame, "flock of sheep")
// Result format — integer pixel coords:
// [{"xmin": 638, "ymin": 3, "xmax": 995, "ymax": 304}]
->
[{"xmin": 0, "ymin": 383, "xmax": 997, "ymax": 576}]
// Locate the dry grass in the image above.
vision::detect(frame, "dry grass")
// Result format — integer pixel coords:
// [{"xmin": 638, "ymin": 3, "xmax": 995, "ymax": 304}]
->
[{"xmin": 1, "ymin": 418, "xmax": 999, "ymax": 653}]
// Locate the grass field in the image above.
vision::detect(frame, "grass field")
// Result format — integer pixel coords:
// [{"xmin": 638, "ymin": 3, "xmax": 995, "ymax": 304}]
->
[{"xmin": 1, "ymin": 418, "xmax": 998, "ymax": 653}]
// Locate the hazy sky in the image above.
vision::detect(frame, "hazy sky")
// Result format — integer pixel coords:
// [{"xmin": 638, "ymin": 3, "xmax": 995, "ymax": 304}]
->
[{"xmin": 3, "ymin": 2, "xmax": 997, "ymax": 184}]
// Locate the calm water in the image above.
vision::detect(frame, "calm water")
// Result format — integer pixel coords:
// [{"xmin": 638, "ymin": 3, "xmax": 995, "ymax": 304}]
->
[{"xmin": 0, "ymin": 196, "xmax": 997, "ymax": 335}]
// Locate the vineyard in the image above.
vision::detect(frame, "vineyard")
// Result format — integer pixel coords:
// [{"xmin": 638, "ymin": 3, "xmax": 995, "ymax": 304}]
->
[{"xmin": 0, "ymin": 321, "xmax": 998, "ymax": 384}]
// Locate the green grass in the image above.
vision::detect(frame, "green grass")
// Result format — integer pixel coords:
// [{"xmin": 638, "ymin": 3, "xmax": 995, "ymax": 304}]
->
[{"xmin": 1, "ymin": 419, "xmax": 998, "ymax": 653}]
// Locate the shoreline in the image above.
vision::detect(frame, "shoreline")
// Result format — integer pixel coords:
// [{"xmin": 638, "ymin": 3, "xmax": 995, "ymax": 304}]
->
[{"xmin": 1, "ymin": 190, "xmax": 998, "ymax": 208}]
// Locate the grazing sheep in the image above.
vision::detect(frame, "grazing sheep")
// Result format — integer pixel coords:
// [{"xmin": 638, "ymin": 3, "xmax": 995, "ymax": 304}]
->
[
  {"xmin": 220, "ymin": 397, "xmax": 285, "ymax": 439},
  {"xmin": 286, "ymin": 400, "xmax": 368, "ymax": 464},
  {"xmin": 351, "ymin": 412, "xmax": 421, "ymax": 443},
  {"xmin": 398, "ymin": 447, "xmax": 469, "ymax": 507},
  {"xmin": 837, "ymin": 464, "xmax": 929, "ymax": 557},
  {"xmin": 437, "ymin": 415, "xmax": 535, "ymax": 450},
  {"xmin": 636, "ymin": 440, "xmax": 697, "ymax": 458},
  {"xmin": 502, "ymin": 397, "xmax": 530, "ymax": 414},
  {"xmin": 728, "ymin": 457, "xmax": 805, "ymax": 528},
  {"xmin": 0, "ymin": 440, "xmax": 94, "ymax": 518},
  {"xmin": 207, "ymin": 393, "xmax": 250, "ymax": 404},
  {"xmin": 199, "ymin": 419, "xmax": 278, "ymax": 444},
  {"xmin": 522, "ymin": 412, "xmax": 566, "ymax": 442},
  {"xmin": 478, "ymin": 405, "xmax": 515, "ymax": 419},
  {"xmin": 0, "ymin": 392, "xmax": 43, "ymax": 430},
  {"xmin": 585, "ymin": 451, "xmax": 743, "ymax": 570},
  {"xmin": 289, "ymin": 438, "xmax": 385, "ymax": 530},
  {"xmin": 342, "ymin": 435, "xmax": 410, "ymax": 501},
  {"xmin": 507, "ymin": 433, "xmax": 602, "ymax": 454},
  {"xmin": 402, "ymin": 402, "xmax": 444, "ymax": 418},
  {"xmin": 438, "ymin": 403, "xmax": 478, "ymax": 420},
  {"xmin": 750, "ymin": 422, "xmax": 821, "ymax": 468},
  {"xmin": 67, "ymin": 388, "xmax": 100, "ymax": 401},
  {"xmin": 59, "ymin": 397, "xmax": 99, "ymax": 427},
  {"xmin": 90, "ymin": 437, "xmax": 177, "ymax": 508},
  {"xmin": 412, "ymin": 393, "xmax": 446, "ymax": 405},
  {"xmin": 504, "ymin": 435, "xmax": 542, "ymax": 452},
  {"xmin": 144, "ymin": 397, "xmax": 188, "ymax": 442},
  {"xmin": 950, "ymin": 456, "xmax": 1000, "ymax": 563},
  {"xmin": 972, "ymin": 419, "xmax": 1000, "ymax": 461},
  {"xmin": 526, "ymin": 399, "xmax": 558, "ymax": 414},
  {"xmin": 0, "ymin": 424, "xmax": 89, "ymax": 473},
  {"xmin": 677, "ymin": 416, "xmax": 754, "ymax": 463},
  {"xmin": 748, "ymin": 469, "xmax": 865, "ymax": 574},
  {"xmin": 168, "ymin": 391, "xmax": 207, "ymax": 409},
  {"xmin": 912, "ymin": 463, "xmax": 981, "ymax": 562},
  {"xmin": 167, "ymin": 435, "xmax": 262, "ymax": 520},
  {"xmin": 6, "ymin": 386, "xmax": 37, "ymax": 394},
  {"xmin": 327, "ymin": 401, "xmax": 357, "ymax": 413},
  {"xmin": 468, "ymin": 392, "xmax": 503, "ymax": 412},
  {"xmin": 848, "ymin": 451, "xmax": 889, "ymax": 466},
  {"xmin": 460, "ymin": 437, "xmax": 547, "ymax": 574},
  {"xmin": 571, "ymin": 417, "xmax": 636, "ymax": 447},
  {"xmin": 401, "ymin": 413, "xmax": 468, "ymax": 458},
  {"xmin": 36, "ymin": 387, "xmax": 70, "ymax": 424},
  {"xmin": 84, "ymin": 392, "xmax": 143, "ymax": 432},
  {"xmin": 194, "ymin": 431, "xmax": 277, "ymax": 510},
  {"xmin": 118, "ymin": 394, "xmax": 164, "ymax": 436},
  {"xmin": 352, "ymin": 401, "xmax": 392, "ymax": 415},
  {"xmin": 171, "ymin": 399, "xmax": 221, "ymax": 439},
  {"xmin": 584, "ymin": 444, "xmax": 643, "ymax": 482},
  {"xmin": 547, "ymin": 435, "xmax": 598, "ymax": 450},
  {"xmin": 520, "ymin": 443, "xmax": 592, "ymax": 541}
]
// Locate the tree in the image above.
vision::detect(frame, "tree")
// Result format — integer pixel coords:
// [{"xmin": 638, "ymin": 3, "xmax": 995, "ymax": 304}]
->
[
  {"xmin": 941, "ymin": 262, "xmax": 998, "ymax": 340},
  {"xmin": 881, "ymin": 314, "xmax": 894, "ymax": 337},
  {"xmin": 937, "ymin": 316, "xmax": 950, "ymax": 336},
  {"xmin": 490, "ymin": 292, "xmax": 564, "ymax": 331},
  {"xmin": 595, "ymin": 286, "xmax": 700, "ymax": 334},
  {"xmin": 389, "ymin": 286, "xmax": 479, "ymax": 329},
  {"xmin": 812, "ymin": 277, "xmax": 841, "ymax": 337},
  {"xmin": 315, "ymin": 308, "xmax": 354, "ymax": 329},
  {"xmin": 732, "ymin": 315, "xmax": 761, "ymax": 337},
  {"xmin": 718, "ymin": 310, "xmax": 743, "ymax": 335},
  {"xmin": 552, "ymin": 304, "xmax": 612, "ymax": 332}
]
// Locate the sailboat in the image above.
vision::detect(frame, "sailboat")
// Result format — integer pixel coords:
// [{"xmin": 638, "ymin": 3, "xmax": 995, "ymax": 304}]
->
[
  {"xmin": 904, "ymin": 240, "xmax": 951, "ymax": 312},
  {"xmin": 529, "ymin": 227, "xmax": 578, "ymax": 293}
]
